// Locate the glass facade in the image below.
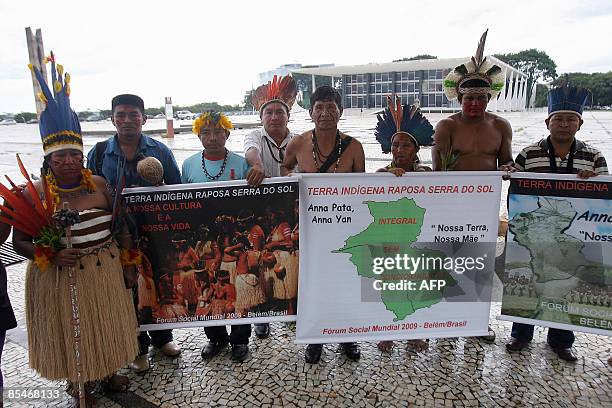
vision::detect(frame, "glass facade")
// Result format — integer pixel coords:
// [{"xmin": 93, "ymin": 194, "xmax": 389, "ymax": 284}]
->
[{"xmin": 342, "ymin": 68, "xmax": 455, "ymax": 109}]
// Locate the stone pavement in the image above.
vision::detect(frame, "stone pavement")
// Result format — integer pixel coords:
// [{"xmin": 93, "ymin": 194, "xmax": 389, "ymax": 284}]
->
[{"xmin": 2, "ymin": 261, "xmax": 611, "ymax": 408}]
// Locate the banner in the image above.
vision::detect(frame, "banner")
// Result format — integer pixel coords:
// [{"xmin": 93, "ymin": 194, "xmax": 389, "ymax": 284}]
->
[
  {"xmin": 499, "ymin": 173, "xmax": 612, "ymax": 336},
  {"xmin": 296, "ymin": 172, "xmax": 501, "ymax": 344},
  {"xmin": 123, "ymin": 178, "xmax": 299, "ymax": 331}
]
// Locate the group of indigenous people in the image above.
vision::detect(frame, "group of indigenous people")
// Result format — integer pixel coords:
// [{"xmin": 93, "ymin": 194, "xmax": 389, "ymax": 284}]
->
[{"xmin": 0, "ymin": 28, "xmax": 611, "ymax": 407}]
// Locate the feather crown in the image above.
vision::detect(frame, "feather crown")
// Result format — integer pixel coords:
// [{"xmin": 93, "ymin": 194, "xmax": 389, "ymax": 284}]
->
[
  {"xmin": 192, "ymin": 111, "xmax": 233, "ymax": 135},
  {"xmin": 252, "ymin": 75, "xmax": 298, "ymax": 113},
  {"xmin": 375, "ymin": 95, "xmax": 434, "ymax": 154},
  {"xmin": 443, "ymin": 30, "xmax": 505, "ymax": 100},
  {"xmin": 547, "ymin": 83, "xmax": 590, "ymax": 118},
  {"xmin": 28, "ymin": 52, "xmax": 83, "ymax": 156}
]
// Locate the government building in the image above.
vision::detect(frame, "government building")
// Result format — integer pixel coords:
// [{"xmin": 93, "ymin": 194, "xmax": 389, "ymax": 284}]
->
[{"xmin": 291, "ymin": 57, "xmax": 529, "ymax": 112}]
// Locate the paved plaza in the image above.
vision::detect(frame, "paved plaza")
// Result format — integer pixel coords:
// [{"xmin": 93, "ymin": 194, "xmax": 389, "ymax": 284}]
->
[
  {"xmin": 0, "ymin": 111, "xmax": 611, "ymax": 407},
  {"xmin": 2, "ymin": 260, "xmax": 611, "ymax": 408}
]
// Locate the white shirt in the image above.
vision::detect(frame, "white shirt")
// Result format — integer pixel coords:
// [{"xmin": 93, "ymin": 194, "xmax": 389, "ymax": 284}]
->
[{"xmin": 244, "ymin": 127, "xmax": 297, "ymax": 177}]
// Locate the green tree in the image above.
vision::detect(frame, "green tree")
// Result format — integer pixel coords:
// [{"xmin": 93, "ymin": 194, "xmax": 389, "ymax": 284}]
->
[
  {"xmin": 494, "ymin": 49, "xmax": 557, "ymax": 107},
  {"xmin": 534, "ymin": 84, "xmax": 549, "ymax": 108},
  {"xmin": 13, "ymin": 112, "xmax": 37, "ymax": 123},
  {"xmin": 554, "ymin": 72, "xmax": 612, "ymax": 107},
  {"xmin": 393, "ymin": 55, "xmax": 437, "ymax": 62}
]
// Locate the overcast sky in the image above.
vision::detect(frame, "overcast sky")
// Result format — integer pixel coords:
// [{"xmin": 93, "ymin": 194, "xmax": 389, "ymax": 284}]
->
[{"xmin": 1, "ymin": 0, "xmax": 611, "ymax": 113}]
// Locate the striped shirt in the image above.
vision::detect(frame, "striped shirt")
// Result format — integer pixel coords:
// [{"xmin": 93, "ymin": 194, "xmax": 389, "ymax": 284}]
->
[
  {"xmin": 60, "ymin": 209, "xmax": 112, "ymax": 249},
  {"xmin": 515, "ymin": 137, "xmax": 608, "ymax": 175}
]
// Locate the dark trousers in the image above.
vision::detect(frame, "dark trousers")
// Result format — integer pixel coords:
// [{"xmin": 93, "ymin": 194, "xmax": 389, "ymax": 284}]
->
[
  {"xmin": 205, "ymin": 325, "xmax": 251, "ymax": 345},
  {"xmin": 0, "ymin": 330, "xmax": 5, "ymax": 388},
  {"xmin": 138, "ymin": 330, "xmax": 173, "ymax": 356},
  {"xmin": 511, "ymin": 323, "xmax": 574, "ymax": 349}
]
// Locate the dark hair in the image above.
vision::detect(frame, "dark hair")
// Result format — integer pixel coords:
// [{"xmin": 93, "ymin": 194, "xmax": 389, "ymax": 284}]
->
[
  {"xmin": 111, "ymin": 94, "xmax": 145, "ymax": 114},
  {"xmin": 310, "ymin": 85, "xmax": 342, "ymax": 111}
]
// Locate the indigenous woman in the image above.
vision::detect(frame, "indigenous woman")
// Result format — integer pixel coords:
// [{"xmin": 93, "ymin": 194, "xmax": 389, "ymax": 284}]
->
[
  {"xmin": 374, "ymin": 95, "xmax": 434, "ymax": 353},
  {"xmin": 5, "ymin": 55, "xmax": 138, "ymax": 406}
]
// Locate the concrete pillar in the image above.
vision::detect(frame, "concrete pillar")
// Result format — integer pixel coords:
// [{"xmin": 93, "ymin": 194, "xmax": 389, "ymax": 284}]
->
[
  {"xmin": 164, "ymin": 97, "xmax": 174, "ymax": 138},
  {"xmin": 25, "ymin": 27, "xmax": 47, "ymax": 117},
  {"xmin": 311, "ymin": 74, "xmax": 316, "ymax": 93},
  {"xmin": 506, "ymin": 70, "xmax": 514, "ymax": 112}
]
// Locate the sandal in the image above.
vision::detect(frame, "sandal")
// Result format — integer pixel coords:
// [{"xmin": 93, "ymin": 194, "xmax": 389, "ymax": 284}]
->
[
  {"xmin": 103, "ymin": 373, "xmax": 130, "ymax": 393},
  {"xmin": 377, "ymin": 340, "xmax": 394, "ymax": 352},
  {"xmin": 66, "ymin": 382, "xmax": 97, "ymax": 408}
]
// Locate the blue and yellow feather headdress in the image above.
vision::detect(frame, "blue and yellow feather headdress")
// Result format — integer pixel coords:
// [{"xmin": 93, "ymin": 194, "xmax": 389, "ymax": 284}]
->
[
  {"xmin": 28, "ymin": 51, "xmax": 82, "ymax": 156},
  {"xmin": 375, "ymin": 95, "xmax": 434, "ymax": 153}
]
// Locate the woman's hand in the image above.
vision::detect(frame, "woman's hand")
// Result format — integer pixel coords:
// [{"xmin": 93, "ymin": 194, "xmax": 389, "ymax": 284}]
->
[
  {"xmin": 55, "ymin": 248, "xmax": 80, "ymax": 267},
  {"xmin": 388, "ymin": 167, "xmax": 406, "ymax": 177}
]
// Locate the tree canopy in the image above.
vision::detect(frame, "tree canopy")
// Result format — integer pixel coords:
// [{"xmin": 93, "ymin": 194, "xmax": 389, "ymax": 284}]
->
[{"xmin": 494, "ymin": 49, "xmax": 557, "ymax": 106}]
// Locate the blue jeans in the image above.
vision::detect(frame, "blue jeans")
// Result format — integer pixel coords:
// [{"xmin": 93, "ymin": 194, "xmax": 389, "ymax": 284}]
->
[{"xmin": 511, "ymin": 323, "xmax": 574, "ymax": 349}]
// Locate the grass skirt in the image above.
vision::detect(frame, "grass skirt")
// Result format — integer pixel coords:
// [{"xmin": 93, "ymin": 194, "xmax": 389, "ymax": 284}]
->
[{"xmin": 25, "ymin": 242, "xmax": 138, "ymax": 382}]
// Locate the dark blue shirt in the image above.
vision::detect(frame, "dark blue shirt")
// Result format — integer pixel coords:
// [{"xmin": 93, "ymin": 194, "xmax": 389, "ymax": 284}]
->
[{"xmin": 86, "ymin": 134, "xmax": 181, "ymax": 188}]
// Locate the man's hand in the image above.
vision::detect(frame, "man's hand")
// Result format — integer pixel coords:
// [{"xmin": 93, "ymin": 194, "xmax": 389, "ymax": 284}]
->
[
  {"xmin": 55, "ymin": 248, "xmax": 80, "ymax": 267},
  {"xmin": 388, "ymin": 167, "xmax": 406, "ymax": 177},
  {"xmin": 498, "ymin": 162, "xmax": 517, "ymax": 180},
  {"xmin": 577, "ymin": 169, "xmax": 598, "ymax": 179},
  {"xmin": 246, "ymin": 164, "xmax": 266, "ymax": 187}
]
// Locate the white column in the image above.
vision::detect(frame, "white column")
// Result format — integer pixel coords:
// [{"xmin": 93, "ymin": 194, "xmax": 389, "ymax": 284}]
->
[
  {"xmin": 504, "ymin": 70, "xmax": 513, "ymax": 112},
  {"xmin": 311, "ymin": 74, "xmax": 316, "ymax": 92},
  {"xmin": 520, "ymin": 76, "xmax": 527, "ymax": 111}
]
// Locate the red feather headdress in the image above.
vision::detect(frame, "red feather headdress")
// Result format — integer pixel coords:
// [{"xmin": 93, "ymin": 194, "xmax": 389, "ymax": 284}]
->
[{"xmin": 252, "ymin": 75, "xmax": 298, "ymax": 113}]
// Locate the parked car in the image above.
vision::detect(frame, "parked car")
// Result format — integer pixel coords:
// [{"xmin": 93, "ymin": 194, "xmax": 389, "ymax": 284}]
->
[
  {"xmin": 0, "ymin": 119, "xmax": 17, "ymax": 125},
  {"xmin": 175, "ymin": 110, "xmax": 195, "ymax": 120},
  {"xmin": 154, "ymin": 113, "xmax": 166, "ymax": 119}
]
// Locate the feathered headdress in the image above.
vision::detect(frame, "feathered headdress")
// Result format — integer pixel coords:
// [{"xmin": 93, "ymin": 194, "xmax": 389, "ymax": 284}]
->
[
  {"xmin": 443, "ymin": 30, "xmax": 504, "ymax": 100},
  {"xmin": 375, "ymin": 95, "xmax": 434, "ymax": 153},
  {"xmin": 252, "ymin": 75, "xmax": 298, "ymax": 113},
  {"xmin": 192, "ymin": 111, "xmax": 233, "ymax": 135},
  {"xmin": 547, "ymin": 83, "xmax": 590, "ymax": 118},
  {"xmin": 28, "ymin": 52, "xmax": 83, "ymax": 155}
]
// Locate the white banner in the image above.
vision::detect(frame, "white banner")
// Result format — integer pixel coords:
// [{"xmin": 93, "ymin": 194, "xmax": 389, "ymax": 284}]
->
[{"xmin": 296, "ymin": 172, "xmax": 502, "ymax": 344}]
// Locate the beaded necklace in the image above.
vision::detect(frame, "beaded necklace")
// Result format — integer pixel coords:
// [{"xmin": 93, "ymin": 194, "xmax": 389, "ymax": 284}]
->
[
  {"xmin": 311, "ymin": 129, "xmax": 341, "ymax": 173},
  {"xmin": 201, "ymin": 149, "xmax": 229, "ymax": 181}
]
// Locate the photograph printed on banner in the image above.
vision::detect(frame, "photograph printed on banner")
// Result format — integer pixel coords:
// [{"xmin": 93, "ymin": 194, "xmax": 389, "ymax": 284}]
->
[{"xmin": 124, "ymin": 181, "xmax": 299, "ymax": 329}]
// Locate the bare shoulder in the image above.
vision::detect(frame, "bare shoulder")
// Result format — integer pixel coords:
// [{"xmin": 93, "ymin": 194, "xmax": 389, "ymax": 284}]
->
[
  {"xmin": 342, "ymin": 132, "xmax": 363, "ymax": 148},
  {"xmin": 91, "ymin": 174, "xmax": 108, "ymax": 189},
  {"xmin": 434, "ymin": 116, "xmax": 457, "ymax": 142},
  {"xmin": 487, "ymin": 113, "xmax": 512, "ymax": 130},
  {"xmin": 435, "ymin": 116, "xmax": 458, "ymax": 131},
  {"xmin": 289, "ymin": 131, "xmax": 311, "ymax": 147}
]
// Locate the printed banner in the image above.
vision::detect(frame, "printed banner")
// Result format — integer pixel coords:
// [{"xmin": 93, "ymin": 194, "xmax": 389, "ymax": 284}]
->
[
  {"xmin": 296, "ymin": 172, "xmax": 502, "ymax": 344},
  {"xmin": 499, "ymin": 173, "xmax": 612, "ymax": 336},
  {"xmin": 123, "ymin": 178, "xmax": 299, "ymax": 331}
]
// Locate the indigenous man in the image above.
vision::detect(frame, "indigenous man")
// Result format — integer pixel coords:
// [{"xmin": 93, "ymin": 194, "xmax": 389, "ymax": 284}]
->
[
  {"xmin": 281, "ymin": 85, "xmax": 365, "ymax": 364},
  {"xmin": 432, "ymin": 30, "xmax": 513, "ymax": 343},
  {"xmin": 87, "ymin": 94, "xmax": 182, "ymax": 373},
  {"xmin": 505, "ymin": 84, "xmax": 608, "ymax": 362},
  {"xmin": 182, "ymin": 111, "xmax": 251, "ymax": 362},
  {"xmin": 245, "ymin": 75, "xmax": 299, "ymax": 339}
]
